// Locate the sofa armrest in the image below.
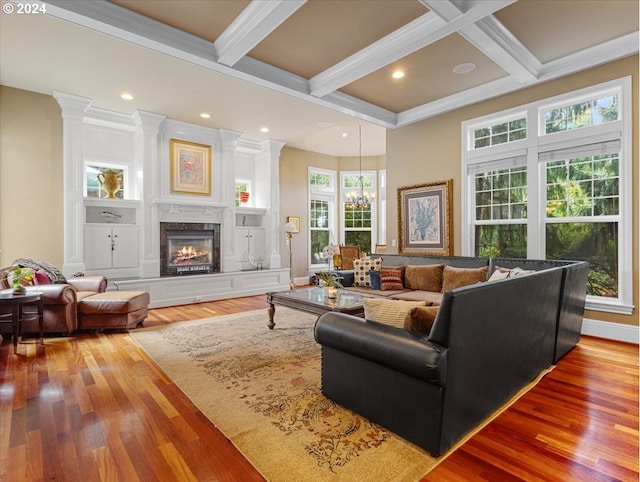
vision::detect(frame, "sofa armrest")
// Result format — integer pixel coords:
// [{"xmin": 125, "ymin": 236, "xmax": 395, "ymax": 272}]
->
[
  {"xmin": 314, "ymin": 312, "xmax": 447, "ymax": 385},
  {"xmin": 26, "ymin": 284, "xmax": 76, "ymax": 305},
  {"xmin": 68, "ymin": 276, "xmax": 107, "ymax": 293}
]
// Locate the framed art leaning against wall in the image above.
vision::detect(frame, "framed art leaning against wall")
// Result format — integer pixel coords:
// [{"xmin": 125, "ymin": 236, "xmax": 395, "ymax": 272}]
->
[
  {"xmin": 170, "ymin": 139, "xmax": 212, "ymax": 195},
  {"xmin": 398, "ymin": 179, "xmax": 453, "ymax": 256}
]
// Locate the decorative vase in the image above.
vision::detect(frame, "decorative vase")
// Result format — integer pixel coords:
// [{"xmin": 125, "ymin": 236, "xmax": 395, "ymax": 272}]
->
[
  {"xmin": 12, "ymin": 284, "xmax": 26, "ymax": 295},
  {"xmin": 97, "ymin": 169, "xmax": 123, "ymax": 199},
  {"xmin": 239, "ymin": 191, "xmax": 250, "ymax": 204},
  {"xmin": 325, "ymin": 286, "xmax": 338, "ymax": 299}
]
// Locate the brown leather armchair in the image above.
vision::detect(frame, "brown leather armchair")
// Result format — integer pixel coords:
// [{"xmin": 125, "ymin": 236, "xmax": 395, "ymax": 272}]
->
[{"xmin": 0, "ymin": 273, "xmax": 107, "ymax": 335}]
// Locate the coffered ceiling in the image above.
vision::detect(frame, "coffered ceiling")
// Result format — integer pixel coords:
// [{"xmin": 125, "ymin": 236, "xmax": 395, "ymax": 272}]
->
[{"xmin": 0, "ymin": 0, "xmax": 637, "ymax": 156}]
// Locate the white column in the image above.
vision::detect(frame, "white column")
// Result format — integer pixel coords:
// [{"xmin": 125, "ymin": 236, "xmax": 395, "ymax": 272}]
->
[
  {"xmin": 220, "ymin": 129, "xmax": 242, "ymax": 272},
  {"xmin": 133, "ymin": 110, "xmax": 165, "ymax": 278},
  {"xmin": 260, "ymin": 140, "xmax": 285, "ymax": 268},
  {"xmin": 53, "ymin": 92, "xmax": 92, "ymax": 277}
]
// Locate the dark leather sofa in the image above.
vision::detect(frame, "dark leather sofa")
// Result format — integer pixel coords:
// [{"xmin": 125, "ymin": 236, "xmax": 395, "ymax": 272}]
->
[{"xmin": 314, "ymin": 257, "xmax": 589, "ymax": 457}]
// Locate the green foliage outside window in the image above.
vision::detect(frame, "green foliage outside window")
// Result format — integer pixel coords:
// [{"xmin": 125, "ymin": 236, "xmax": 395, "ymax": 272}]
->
[
  {"xmin": 473, "ymin": 117, "xmax": 526, "ymax": 149},
  {"xmin": 345, "ymin": 231, "xmax": 372, "ymax": 256},
  {"xmin": 310, "ymin": 173, "xmax": 331, "ymax": 188},
  {"xmin": 546, "ymin": 222, "xmax": 618, "ymax": 298},
  {"xmin": 544, "ymin": 95, "xmax": 618, "ymax": 134}
]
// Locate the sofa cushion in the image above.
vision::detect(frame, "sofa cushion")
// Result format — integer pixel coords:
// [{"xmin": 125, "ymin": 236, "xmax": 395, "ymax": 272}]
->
[
  {"xmin": 363, "ymin": 298, "xmax": 426, "ymax": 328},
  {"xmin": 380, "ymin": 267, "xmax": 404, "ymax": 290},
  {"xmin": 353, "ymin": 258, "xmax": 382, "ymax": 287},
  {"xmin": 404, "ymin": 264, "xmax": 444, "ymax": 292},
  {"xmin": 442, "ymin": 265, "xmax": 488, "ymax": 291},
  {"xmin": 404, "ymin": 306, "xmax": 440, "ymax": 334},
  {"xmin": 369, "ymin": 269, "xmax": 381, "ymax": 290},
  {"xmin": 391, "ymin": 290, "xmax": 442, "ymax": 306}
]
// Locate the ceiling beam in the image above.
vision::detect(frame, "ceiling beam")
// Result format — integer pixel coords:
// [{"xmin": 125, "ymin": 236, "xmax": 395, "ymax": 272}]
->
[
  {"xmin": 423, "ymin": 0, "xmax": 540, "ymax": 82},
  {"xmin": 215, "ymin": 0, "xmax": 306, "ymax": 67},
  {"xmin": 308, "ymin": 0, "xmax": 516, "ymax": 99}
]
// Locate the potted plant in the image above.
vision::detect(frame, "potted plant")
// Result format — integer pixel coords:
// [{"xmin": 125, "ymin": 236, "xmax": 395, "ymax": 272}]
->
[
  {"xmin": 316, "ymin": 272, "xmax": 344, "ymax": 299},
  {"xmin": 9, "ymin": 267, "xmax": 34, "ymax": 295}
]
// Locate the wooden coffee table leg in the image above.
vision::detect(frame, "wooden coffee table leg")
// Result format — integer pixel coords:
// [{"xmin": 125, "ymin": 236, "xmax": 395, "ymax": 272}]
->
[{"xmin": 267, "ymin": 302, "xmax": 276, "ymax": 330}]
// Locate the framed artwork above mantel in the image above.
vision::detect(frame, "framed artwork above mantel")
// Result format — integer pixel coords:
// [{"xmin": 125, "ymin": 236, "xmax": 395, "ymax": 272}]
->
[
  {"xmin": 170, "ymin": 138, "xmax": 212, "ymax": 196},
  {"xmin": 398, "ymin": 179, "xmax": 453, "ymax": 256}
]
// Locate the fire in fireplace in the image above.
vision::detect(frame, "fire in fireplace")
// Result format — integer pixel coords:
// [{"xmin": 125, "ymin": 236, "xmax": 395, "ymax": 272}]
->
[{"xmin": 160, "ymin": 222, "xmax": 220, "ymax": 276}]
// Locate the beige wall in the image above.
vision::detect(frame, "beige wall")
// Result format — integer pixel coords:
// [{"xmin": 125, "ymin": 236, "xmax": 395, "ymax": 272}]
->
[
  {"xmin": 0, "ymin": 86, "xmax": 63, "ymax": 268},
  {"xmin": 386, "ymin": 56, "xmax": 639, "ymax": 327}
]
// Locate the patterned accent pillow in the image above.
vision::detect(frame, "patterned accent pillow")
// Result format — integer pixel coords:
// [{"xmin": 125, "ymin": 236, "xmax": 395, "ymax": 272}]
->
[
  {"xmin": 353, "ymin": 258, "xmax": 382, "ymax": 287},
  {"xmin": 380, "ymin": 268, "xmax": 404, "ymax": 290},
  {"xmin": 12, "ymin": 258, "xmax": 67, "ymax": 284},
  {"xmin": 363, "ymin": 298, "xmax": 426, "ymax": 328},
  {"xmin": 369, "ymin": 270, "xmax": 381, "ymax": 290}
]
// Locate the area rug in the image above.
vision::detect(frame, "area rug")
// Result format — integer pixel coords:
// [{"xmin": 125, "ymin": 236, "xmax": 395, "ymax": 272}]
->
[{"xmin": 130, "ymin": 308, "xmax": 552, "ymax": 482}]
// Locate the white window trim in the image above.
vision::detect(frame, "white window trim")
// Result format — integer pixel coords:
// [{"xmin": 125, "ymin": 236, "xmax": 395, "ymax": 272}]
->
[
  {"xmin": 308, "ymin": 167, "xmax": 337, "ymax": 270},
  {"xmin": 461, "ymin": 77, "xmax": 633, "ymax": 314}
]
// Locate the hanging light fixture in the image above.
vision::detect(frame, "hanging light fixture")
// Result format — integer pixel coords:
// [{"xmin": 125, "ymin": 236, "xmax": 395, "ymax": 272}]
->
[{"xmin": 344, "ymin": 125, "xmax": 373, "ymax": 209}]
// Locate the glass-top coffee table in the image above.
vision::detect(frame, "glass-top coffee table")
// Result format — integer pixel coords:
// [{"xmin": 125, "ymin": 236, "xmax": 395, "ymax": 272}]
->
[{"xmin": 266, "ymin": 287, "xmax": 372, "ymax": 329}]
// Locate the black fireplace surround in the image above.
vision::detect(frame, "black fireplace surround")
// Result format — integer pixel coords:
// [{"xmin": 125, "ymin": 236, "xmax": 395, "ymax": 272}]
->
[{"xmin": 160, "ymin": 222, "xmax": 221, "ymax": 277}]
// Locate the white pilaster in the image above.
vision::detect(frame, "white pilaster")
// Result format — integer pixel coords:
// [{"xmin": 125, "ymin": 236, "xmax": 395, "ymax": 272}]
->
[
  {"xmin": 54, "ymin": 92, "xmax": 92, "ymax": 277},
  {"xmin": 133, "ymin": 110, "xmax": 166, "ymax": 278}
]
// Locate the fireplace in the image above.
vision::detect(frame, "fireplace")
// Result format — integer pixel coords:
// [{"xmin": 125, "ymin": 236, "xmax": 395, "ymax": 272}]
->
[{"xmin": 160, "ymin": 222, "xmax": 221, "ymax": 276}]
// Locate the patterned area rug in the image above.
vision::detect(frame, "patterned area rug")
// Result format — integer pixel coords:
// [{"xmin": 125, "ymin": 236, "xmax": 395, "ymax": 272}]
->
[
  {"xmin": 131, "ymin": 308, "xmax": 437, "ymax": 481},
  {"xmin": 131, "ymin": 308, "xmax": 553, "ymax": 481}
]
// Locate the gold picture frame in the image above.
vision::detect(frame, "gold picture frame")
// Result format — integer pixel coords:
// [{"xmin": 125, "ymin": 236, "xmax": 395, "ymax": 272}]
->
[
  {"xmin": 398, "ymin": 179, "xmax": 453, "ymax": 256},
  {"xmin": 286, "ymin": 216, "xmax": 300, "ymax": 233},
  {"xmin": 170, "ymin": 139, "xmax": 212, "ymax": 195}
]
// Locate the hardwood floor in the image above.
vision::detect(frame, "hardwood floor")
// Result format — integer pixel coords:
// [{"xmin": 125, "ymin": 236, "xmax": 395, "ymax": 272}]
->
[{"xmin": 1, "ymin": 296, "xmax": 637, "ymax": 481}]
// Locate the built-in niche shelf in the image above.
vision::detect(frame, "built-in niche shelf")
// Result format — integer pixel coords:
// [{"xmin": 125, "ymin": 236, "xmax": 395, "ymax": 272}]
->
[
  {"xmin": 235, "ymin": 207, "xmax": 266, "ymax": 227},
  {"xmin": 84, "ymin": 198, "xmax": 141, "ymax": 224}
]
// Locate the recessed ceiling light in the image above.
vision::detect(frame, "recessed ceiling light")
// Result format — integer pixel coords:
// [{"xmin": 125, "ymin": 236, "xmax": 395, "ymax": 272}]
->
[
  {"xmin": 260, "ymin": 127, "xmax": 269, "ymax": 133},
  {"xmin": 392, "ymin": 70, "xmax": 405, "ymax": 79},
  {"xmin": 200, "ymin": 113, "xmax": 211, "ymax": 119},
  {"xmin": 120, "ymin": 93, "xmax": 134, "ymax": 100},
  {"xmin": 341, "ymin": 132, "xmax": 348, "ymax": 138},
  {"xmin": 453, "ymin": 62, "xmax": 476, "ymax": 74}
]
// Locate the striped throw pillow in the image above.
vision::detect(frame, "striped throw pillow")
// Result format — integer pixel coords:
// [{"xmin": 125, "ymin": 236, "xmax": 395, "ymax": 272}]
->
[
  {"xmin": 363, "ymin": 298, "xmax": 427, "ymax": 328},
  {"xmin": 380, "ymin": 268, "xmax": 404, "ymax": 290}
]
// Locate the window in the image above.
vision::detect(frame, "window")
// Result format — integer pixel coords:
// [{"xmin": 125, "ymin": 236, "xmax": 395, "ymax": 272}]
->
[
  {"xmin": 308, "ymin": 168, "xmax": 337, "ymax": 268},
  {"xmin": 473, "ymin": 116, "xmax": 526, "ymax": 149},
  {"xmin": 235, "ymin": 180, "xmax": 251, "ymax": 207},
  {"xmin": 85, "ymin": 163, "xmax": 128, "ymax": 199},
  {"xmin": 463, "ymin": 77, "xmax": 632, "ymax": 314},
  {"xmin": 341, "ymin": 171, "xmax": 376, "ymax": 255}
]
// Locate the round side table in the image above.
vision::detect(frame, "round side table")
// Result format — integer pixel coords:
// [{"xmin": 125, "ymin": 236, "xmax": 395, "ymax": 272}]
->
[{"xmin": 0, "ymin": 290, "xmax": 44, "ymax": 355}]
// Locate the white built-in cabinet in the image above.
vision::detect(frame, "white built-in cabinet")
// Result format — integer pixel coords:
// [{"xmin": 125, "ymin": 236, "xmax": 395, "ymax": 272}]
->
[
  {"xmin": 235, "ymin": 208, "xmax": 267, "ymax": 270},
  {"xmin": 84, "ymin": 224, "xmax": 139, "ymax": 270}
]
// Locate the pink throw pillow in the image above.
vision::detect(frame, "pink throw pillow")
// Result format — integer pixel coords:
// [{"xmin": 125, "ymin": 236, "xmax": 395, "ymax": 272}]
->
[{"xmin": 33, "ymin": 269, "xmax": 51, "ymax": 285}]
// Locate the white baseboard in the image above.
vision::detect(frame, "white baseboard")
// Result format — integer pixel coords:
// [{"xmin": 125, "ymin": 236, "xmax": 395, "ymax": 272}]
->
[{"xmin": 582, "ymin": 317, "xmax": 639, "ymax": 344}]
